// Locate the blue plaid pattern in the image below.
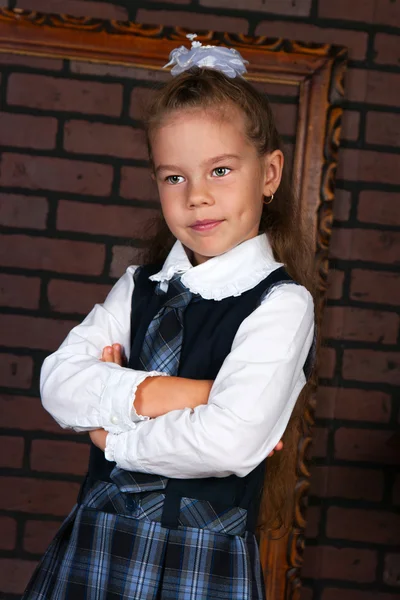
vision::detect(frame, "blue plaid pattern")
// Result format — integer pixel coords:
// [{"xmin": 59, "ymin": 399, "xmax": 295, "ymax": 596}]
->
[
  {"xmin": 139, "ymin": 274, "xmax": 200, "ymax": 375},
  {"xmin": 22, "ymin": 478, "xmax": 265, "ymax": 599}
]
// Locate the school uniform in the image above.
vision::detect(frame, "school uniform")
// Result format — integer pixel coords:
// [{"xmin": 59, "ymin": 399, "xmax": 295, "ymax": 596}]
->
[{"xmin": 23, "ymin": 232, "xmax": 315, "ymax": 599}]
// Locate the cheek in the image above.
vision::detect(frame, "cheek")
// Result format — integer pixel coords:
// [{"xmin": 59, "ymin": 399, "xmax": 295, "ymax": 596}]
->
[{"xmin": 159, "ymin": 190, "xmax": 183, "ymax": 225}]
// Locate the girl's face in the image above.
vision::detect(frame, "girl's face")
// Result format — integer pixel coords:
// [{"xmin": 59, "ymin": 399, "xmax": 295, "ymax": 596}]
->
[{"xmin": 151, "ymin": 105, "xmax": 283, "ymax": 265}]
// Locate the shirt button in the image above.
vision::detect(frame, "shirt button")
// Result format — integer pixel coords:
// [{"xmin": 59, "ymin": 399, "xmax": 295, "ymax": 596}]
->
[{"xmin": 110, "ymin": 415, "xmax": 119, "ymax": 425}]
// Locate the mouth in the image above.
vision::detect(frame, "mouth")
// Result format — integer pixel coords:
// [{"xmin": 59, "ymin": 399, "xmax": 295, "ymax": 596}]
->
[{"xmin": 189, "ymin": 219, "xmax": 224, "ymax": 231}]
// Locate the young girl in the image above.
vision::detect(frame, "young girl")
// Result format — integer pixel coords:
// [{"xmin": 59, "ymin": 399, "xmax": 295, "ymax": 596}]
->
[{"xmin": 23, "ymin": 35, "xmax": 316, "ymax": 600}]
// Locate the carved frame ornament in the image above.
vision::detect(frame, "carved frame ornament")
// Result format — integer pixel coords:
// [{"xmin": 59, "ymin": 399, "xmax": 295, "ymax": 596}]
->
[{"xmin": 0, "ymin": 9, "xmax": 347, "ymax": 600}]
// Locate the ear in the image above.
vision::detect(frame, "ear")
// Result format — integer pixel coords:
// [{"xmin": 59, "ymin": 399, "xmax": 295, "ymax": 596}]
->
[{"xmin": 262, "ymin": 150, "xmax": 284, "ymax": 197}]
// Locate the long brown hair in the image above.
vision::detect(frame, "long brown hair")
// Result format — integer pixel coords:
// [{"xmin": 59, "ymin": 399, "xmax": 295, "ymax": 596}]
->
[{"xmin": 140, "ymin": 67, "xmax": 320, "ymax": 533}]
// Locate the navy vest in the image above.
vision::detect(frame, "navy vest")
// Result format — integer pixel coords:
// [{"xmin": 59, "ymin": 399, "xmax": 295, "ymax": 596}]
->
[{"xmin": 88, "ymin": 263, "xmax": 312, "ymax": 532}]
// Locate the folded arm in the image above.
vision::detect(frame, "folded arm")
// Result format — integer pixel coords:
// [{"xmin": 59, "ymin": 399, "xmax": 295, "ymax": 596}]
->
[
  {"xmin": 103, "ymin": 283, "xmax": 315, "ymax": 478},
  {"xmin": 40, "ymin": 266, "xmax": 167, "ymax": 434},
  {"xmin": 40, "ymin": 266, "xmax": 215, "ymax": 433}
]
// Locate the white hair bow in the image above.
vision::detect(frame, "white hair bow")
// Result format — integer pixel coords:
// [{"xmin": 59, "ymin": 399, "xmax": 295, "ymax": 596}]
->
[{"xmin": 163, "ymin": 34, "xmax": 249, "ymax": 79}]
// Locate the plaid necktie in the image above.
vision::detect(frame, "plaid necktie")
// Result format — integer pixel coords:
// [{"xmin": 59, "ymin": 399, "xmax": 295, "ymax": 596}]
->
[{"xmin": 139, "ymin": 274, "xmax": 199, "ymax": 375}]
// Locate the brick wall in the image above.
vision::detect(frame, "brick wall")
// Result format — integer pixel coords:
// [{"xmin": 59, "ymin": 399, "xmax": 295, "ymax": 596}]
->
[{"xmin": 0, "ymin": 1, "xmax": 399, "ymax": 599}]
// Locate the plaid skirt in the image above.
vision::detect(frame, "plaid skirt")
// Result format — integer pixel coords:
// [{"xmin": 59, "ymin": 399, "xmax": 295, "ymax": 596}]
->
[{"xmin": 22, "ymin": 468, "xmax": 266, "ymax": 599}]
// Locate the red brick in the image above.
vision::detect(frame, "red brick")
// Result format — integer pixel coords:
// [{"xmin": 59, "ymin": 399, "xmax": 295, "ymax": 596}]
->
[
  {"xmin": 333, "ymin": 189, "xmax": 352, "ymax": 221},
  {"xmin": 137, "ymin": 9, "xmax": 248, "ymax": 33},
  {"xmin": 64, "ymin": 120, "xmax": 148, "ymax": 159},
  {"xmin": 318, "ymin": 0, "xmax": 374, "ymax": 22},
  {"xmin": 0, "ymin": 516, "xmax": 17, "ymax": 550},
  {"xmin": 130, "ymin": 87, "xmax": 159, "ymax": 121},
  {"xmin": 0, "ymin": 394, "xmax": 72, "ymax": 434},
  {"xmin": 342, "ymin": 110, "xmax": 360, "ymax": 141},
  {"xmin": 110, "ymin": 245, "xmax": 144, "ymax": 278},
  {"xmin": 300, "ymin": 587, "xmax": 313, "ymax": 600},
  {"xmin": 319, "ymin": 347, "xmax": 336, "ymax": 379},
  {"xmin": 351, "ymin": 269, "xmax": 400, "ymax": 305},
  {"xmin": 200, "ymin": 0, "xmax": 312, "ymax": 16},
  {"xmin": 0, "ymin": 52, "xmax": 62, "ymax": 70},
  {"xmin": 0, "ymin": 436, "xmax": 24, "ymax": 468},
  {"xmin": 23, "ymin": 519, "xmax": 61, "ymax": 554},
  {"xmin": 326, "ymin": 269, "xmax": 345, "ymax": 300},
  {"xmin": 57, "ymin": 200, "xmax": 160, "ymax": 240},
  {"xmin": 0, "ymin": 558, "xmax": 37, "ymax": 594},
  {"xmin": 16, "ymin": 0, "xmax": 128, "ymax": 19},
  {"xmin": 303, "ymin": 545, "xmax": 377, "ymax": 582},
  {"xmin": 48, "ymin": 279, "xmax": 111, "ymax": 314},
  {"xmin": 7, "ymin": 73, "xmax": 123, "ymax": 116},
  {"xmin": 366, "ymin": 112, "xmax": 400, "ymax": 147},
  {"xmin": 0, "ymin": 355, "xmax": 33, "ymax": 389},
  {"xmin": 322, "ymin": 306, "xmax": 398, "ymax": 344},
  {"xmin": 0, "ymin": 274, "xmax": 41, "ymax": 309},
  {"xmin": 311, "ymin": 426, "xmax": 328, "ymax": 458},
  {"xmin": 327, "ymin": 507, "xmax": 400, "ymax": 544},
  {"xmin": 323, "ymin": 590, "xmax": 399, "ymax": 600},
  {"xmin": 343, "ymin": 349, "xmax": 400, "ymax": 385},
  {"xmin": 345, "ymin": 69, "xmax": 368, "ymax": 103},
  {"xmin": 256, "ymin": 21, "xmax": 368, "ymax": 61},
  {"xmin": 384, "ymin": 553, "xmax": 400, "ymax": 587},
  {"xmin": 305, "ymin": 506, "xmax": 321, "ymax": 538},
  {"xmin": 0, "ymin": 314, "xmax": 77, "ymax": 351},
  {"xmin": 310, "ymin": 465, "xmax": 383, "ymax": 501},
  {"xmin": 71, "ymin": 61, "xmax": 171, "ymax": 83},
  {"xmin": 367, "ymin": 71, "xmax": 400, "ymax": 107},
  {"xmin": 393, "ymin": 475, "xmax": 400, "ymax": 505},
  {"xmin": 0, "ymin": 153, "xmax": 113, "ymax": 196},
  {"xmin": 270, "ymin": 103, "xmax": 297, "ymax": 136},
  {"xmin": 120, "ymin": 166, "xmax": 160, "ymax": 201},
  {"xmin": 0, "ymin": 112, "xmax": 57, "ymax": 149},
  {"xmin": 316, "ymin": 387, "xmax": 391, "ymax": 423},
  {"xmin": 330, "ymin": 229, "xmax": 400, "ymax": 264},
  {"xmin": 0, "ymin": 193, "xmax": 48, "ymax": 229},
  {"xmin": 0, "ymin": 477, "xmax": 80, "ymax": 515},
  {"xmin": 30, "ymin": 440, "xmax": 90, "ymax": 476},
  {"xmin": 358, "ymin": 190, "xmax": 399, "ymax": 226},
  {"xmin": 375, "ymin": 0, "xmax": 400, "ymax": 26},
  {"xmin": 374, "ymin": 33, "xmax": 400, "ymax": 67},
  {"xmin": 335, "ymin": 428, "xmax": 400, "ymax": 465},
  {"xmin": 0, "ymin": 234, "xmax": 105, "ymax": 275},
  {"xmin": 337, "ymin": 148, "xmax": 400, "ymax": 185}
]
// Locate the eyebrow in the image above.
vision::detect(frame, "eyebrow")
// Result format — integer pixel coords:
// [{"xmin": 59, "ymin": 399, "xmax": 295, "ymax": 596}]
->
[{"xmin": 155, "ymin": 153, "xmax": 242, "ymax": 175}]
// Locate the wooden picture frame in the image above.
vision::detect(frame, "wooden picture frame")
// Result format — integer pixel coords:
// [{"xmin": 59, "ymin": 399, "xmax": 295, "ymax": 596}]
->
[{"xmin": 0, "ymin": 9, "xmax": 347, "ymax": 599}]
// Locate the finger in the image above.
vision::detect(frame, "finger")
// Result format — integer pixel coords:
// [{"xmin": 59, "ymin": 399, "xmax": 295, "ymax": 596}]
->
[
  {"xmin": 102, "ymin": 346, "xmax": 114, "ymax": 363},
  {"xmin": 112, "ymin": 343, "xmax": 124, "ymax": 367},
  {"xmin": 275, "ymin": 441, "xmax": 284, "ymax": 451},
  {"xmin": 267, "ymin": 450, "xmax": 274, "ymax": 457}
]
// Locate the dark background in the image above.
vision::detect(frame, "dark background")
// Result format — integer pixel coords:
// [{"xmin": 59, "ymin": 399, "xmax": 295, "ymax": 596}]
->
[{"xmin": 0, "ymin": 1, "xmax": 399, "ymax": 598}]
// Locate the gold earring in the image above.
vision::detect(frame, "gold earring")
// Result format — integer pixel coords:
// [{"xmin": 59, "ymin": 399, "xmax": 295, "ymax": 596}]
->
[{"xmin": 263, "ymin": 193, "xmax": 274, "ymax": 205}]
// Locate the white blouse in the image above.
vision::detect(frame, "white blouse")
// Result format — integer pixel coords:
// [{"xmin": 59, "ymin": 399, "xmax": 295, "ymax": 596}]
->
[{"xmin": 40, "ymin": 233, "xmax": 315, "ymax": 479}]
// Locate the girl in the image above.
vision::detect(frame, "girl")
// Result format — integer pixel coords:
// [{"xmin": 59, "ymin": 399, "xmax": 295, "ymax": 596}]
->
[{"xmin": 23, "ymin": 35, "xmax": 317, "ymax": 600}]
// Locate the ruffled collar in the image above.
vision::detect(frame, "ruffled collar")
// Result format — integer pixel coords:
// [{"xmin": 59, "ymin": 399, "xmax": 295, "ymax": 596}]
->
[{"xmin": 148, "ymin": 233, "xmax": 283, "ymax": 301}]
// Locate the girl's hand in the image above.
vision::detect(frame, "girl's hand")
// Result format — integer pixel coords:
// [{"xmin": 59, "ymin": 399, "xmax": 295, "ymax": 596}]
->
[
  {"xmin": 89, "ymin": 428, "xmax": 108, "ymax": 451},
  {"xmin": 268, "ymin": 440, "xmax": 283, "ymax": 457},
  {"xmin": 101, "ymin": 343, "xmax": 126, "ymax": 366}
]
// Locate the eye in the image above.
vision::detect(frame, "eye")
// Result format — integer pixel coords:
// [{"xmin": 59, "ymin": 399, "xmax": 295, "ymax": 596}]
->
[
  {"xmin": 165, "ymin": 175, "xmax": 185, "ymax": 185},
  {"xmin": 213, "ymin": 167, "xmax": 231, "ymax": 178}
]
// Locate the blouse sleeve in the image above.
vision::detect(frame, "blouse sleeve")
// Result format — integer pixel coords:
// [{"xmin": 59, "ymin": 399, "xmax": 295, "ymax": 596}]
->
[
  {"xmin": 40, "ymin": 266, "xmax": 167, "ymax": 434},
  {"xmin": 105, "ymin": 282, "xmax": 315, "ymax": 477}
]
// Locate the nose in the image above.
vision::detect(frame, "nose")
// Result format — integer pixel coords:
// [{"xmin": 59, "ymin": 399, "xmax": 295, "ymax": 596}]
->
[{"xmin": 186, "ymin": 179, "xmax": 214, "ymax": 208}]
